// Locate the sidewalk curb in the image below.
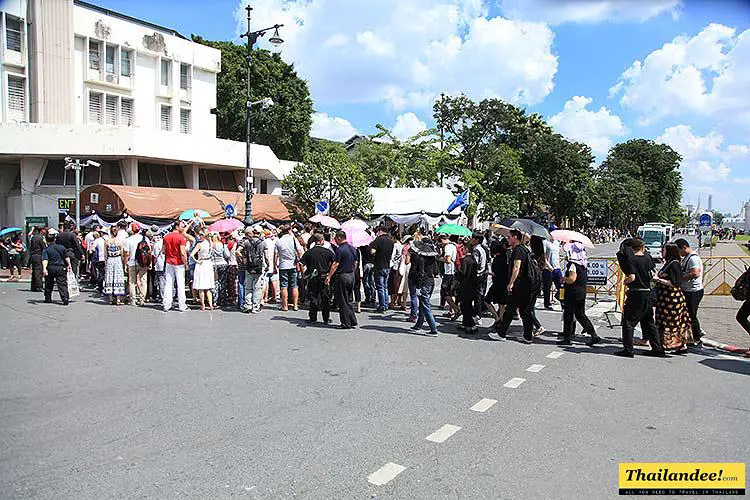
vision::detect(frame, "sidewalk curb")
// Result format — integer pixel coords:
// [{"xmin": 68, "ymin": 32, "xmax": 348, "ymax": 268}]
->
[
  {"xmin": 702, "ymin": 338, "xmax": 749, "ymax": 355},
  {"xmin": 0, "ymin": 279, "xmax": 31, "ymax": 284}
]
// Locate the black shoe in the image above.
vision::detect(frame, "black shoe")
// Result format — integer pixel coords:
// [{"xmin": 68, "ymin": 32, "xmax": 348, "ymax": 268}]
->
[
  {"xmin": 61, "ymin": 301, "xmax": 69, "ymax": 306},
  {"xmin": 585, "ymin": 335, "xmax": 603, "ymax": 347},
  {"xmin": 410, "ymin": 325, "xmax": 421, "ymax": 331},
  {"xmin": 424, "ymin": 331, "xmax": 438, "ymax": 337},
  {"xmin": 44, "ymin": 299, "xmax": 52, "ymax": 303},
  {"xmin": 557, "ymin": 338, "xmax": 572, "ymax": 346},
  {"xmin": 521, "ymin": 335, "xmax": 533, "ymax": 344},
  {"xmin": 323, "ymin": 319, "xmax": 331, "ymax": 325},
  {"xmin": 613, "ymin": 349, "xmax": 634, "ymax": 358},
  {"xmin": 642, "ymin": 350, "xmax": 668, "ymax": 358}
]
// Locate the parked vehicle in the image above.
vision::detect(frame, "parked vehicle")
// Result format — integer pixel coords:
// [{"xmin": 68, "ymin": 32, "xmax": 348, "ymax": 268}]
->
[{"xmin": 637, "ymin": 223, "xmax": 674, "ymax": 261}]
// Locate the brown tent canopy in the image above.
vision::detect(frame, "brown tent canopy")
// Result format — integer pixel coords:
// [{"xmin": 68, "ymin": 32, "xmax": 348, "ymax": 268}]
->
[{"xmin": 76, "ymin": 184, "xmax": 290, "ymax": 221}]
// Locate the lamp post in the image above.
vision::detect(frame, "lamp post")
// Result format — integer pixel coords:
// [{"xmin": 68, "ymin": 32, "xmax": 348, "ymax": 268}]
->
[
  {"xmin": 64, "ymin": 157, "xmax": 100, "ymax": 228},
  {"xmin": 240, "ymin": 5, "xmax": 284, "ymax": 225}
]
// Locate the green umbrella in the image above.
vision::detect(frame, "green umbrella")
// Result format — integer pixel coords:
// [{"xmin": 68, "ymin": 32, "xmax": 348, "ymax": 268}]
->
[
  {"xmin": 435, "ymin": 223, "xmax": 472, "ymax": 237},
  {"xmin": 179, "ymin": 209, "xmax": 210, "ymax": 220}
]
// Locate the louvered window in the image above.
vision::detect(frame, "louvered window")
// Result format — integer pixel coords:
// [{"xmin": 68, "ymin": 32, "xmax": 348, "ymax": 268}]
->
[
  {"xmin": 180, "ymin": 64, "xmax": 190, "ymax": 90},
  {"xmin": 121, "ymin": 98, "xmax": 133, "ymax": 126},
  {"xmin": 7, "ymin": 75, "xmax": 25, "ymax": 122},
  {"xmin": 89, "ymin": 40, "xmax": 100, "ymax": 70},
  {"xmin": 160, "ymin": 105, "xmax": 171, "ymax": 131},
  {"xmin": 121, "ymin": 49, "xmax": 132, "ymax": 76},
  {"xmin": 105, "ymin": 95, "xmax": 118, "ymax": 125},
  {"xmin": 88, "ymin": 92, "xmax": 103, "ymax": 124},
  {"xmin": 179, "ymin": 108, "xmax": 190, "ymax": 134},
  {"xmin": 6, "ymin": 17, "xmax": 22, "ymax": 52}
]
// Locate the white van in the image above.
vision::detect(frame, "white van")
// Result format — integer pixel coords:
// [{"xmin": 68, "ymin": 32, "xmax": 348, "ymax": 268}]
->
[{"xmin": 636, "ymin": 223, "xmax": 674, "ymax": 261}]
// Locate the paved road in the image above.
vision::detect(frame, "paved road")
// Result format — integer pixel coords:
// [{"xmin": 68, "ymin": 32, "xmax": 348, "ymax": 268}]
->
[{"xmin": 1, "ymin": 285, "xmax": 748, "ymax": 499}]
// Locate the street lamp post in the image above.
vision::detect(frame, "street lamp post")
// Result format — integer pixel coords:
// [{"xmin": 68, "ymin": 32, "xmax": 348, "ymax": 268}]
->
[
  {"xmin": 239, "ymin": 5, "xmax": 284, "ymax": 225},
  {"xmin": 64, "ymin": 157, "xmax": 100, "ymax": 228}
]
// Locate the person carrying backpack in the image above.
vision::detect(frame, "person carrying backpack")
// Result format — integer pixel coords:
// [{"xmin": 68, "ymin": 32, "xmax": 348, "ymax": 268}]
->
[
  {"xmin": 240, "ymin": 226, "xmax": 265, "ymax": 313},
  {"xmin": 731, "ymin": 267, "xmax": 750, "ymax": 342},
  {"xmin": 489, "ymin": 229, "xmax": 541, "ymax": 343},
  {"xmin": 124, "ymin": 223, "xmax": 150, "ymax": 306}
]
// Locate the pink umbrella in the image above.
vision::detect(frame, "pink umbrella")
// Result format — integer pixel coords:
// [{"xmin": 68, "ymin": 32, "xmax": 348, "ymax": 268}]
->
[
  {"xmin": 341, "ymin": 218, "xmax": 369, "ymax": 232},
  {"xmin": 208, "ymin": 218, "xmax": 244, "ymax": 233},
  {"xmin": 551, "ymin": 229, "xmax": 595, "ymax": 249},
  {"xmin": 346, "ymin": 228, "xmax": 374, "ymax": 247},
  {"xmin": 309, "ymin": 214, "xmax": 341, "ymax": 229}
]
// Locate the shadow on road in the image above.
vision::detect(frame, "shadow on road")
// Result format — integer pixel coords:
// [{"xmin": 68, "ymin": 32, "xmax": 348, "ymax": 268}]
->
[{"xmin": 699, "ymin": 358, "xmax": 750, "ymax": 376}]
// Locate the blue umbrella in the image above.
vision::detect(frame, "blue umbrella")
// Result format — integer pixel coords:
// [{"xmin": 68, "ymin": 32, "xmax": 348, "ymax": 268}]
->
[
  {"xmin": 179, "ymin": 209, "xmax": 210, "ymax": 220},
  {"xmin": 0, "ymin": 227, "xmax": 22, "ymax": 238}
]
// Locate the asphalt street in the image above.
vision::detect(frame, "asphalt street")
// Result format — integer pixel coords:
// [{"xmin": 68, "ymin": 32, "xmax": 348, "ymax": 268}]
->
[{"xmin": 0, "ymin": 283, "xmax": 748, "ymax": 499}]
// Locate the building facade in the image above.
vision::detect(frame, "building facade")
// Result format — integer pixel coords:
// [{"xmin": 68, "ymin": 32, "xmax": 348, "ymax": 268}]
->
[{"xmin": 0, "ymin": 0, "xmax": 295, "ymax": 228}]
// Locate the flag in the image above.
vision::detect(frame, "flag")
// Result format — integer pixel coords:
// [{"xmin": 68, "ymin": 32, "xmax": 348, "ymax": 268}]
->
[{"xmin": 447, "ymin": 190, "xmax": 469, "ymax": 212}]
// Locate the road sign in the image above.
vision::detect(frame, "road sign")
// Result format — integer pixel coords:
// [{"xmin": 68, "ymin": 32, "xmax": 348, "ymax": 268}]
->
[
  {"xmin": 225, "ymin": 204, "xmax": 236, "ymax": 218},
  {"xmin": 699, "ymin": 213, "xmax": 712, "ymax": 227},
  {"xmin": 586, "ymin": 259, "xmax": 609, "ymax": 286},
  {"xmin": 315, "ymin": 201, "xmax": 329, "ymax": 215}
]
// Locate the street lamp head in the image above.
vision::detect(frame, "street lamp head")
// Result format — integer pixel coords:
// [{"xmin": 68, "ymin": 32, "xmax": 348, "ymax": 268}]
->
[
  {"xmin": 64, "ymin": 157, "xmax": 73, "ymax": 163},
  {"xmin": 268, "ymin": 27, "xmax": 284, "ymax": 46},
  {"xmin": 261, "ymin": 97, "xmax": 274, "ymax": 109},
  {"xmin": 86, "ymin": 160, "xmax": 101, "ymax": 168}
]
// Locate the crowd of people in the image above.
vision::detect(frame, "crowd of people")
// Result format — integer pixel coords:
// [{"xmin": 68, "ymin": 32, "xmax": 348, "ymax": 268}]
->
[{"xmin": 7, "ymin": 216, "xmax": 750, "ymax": 356}]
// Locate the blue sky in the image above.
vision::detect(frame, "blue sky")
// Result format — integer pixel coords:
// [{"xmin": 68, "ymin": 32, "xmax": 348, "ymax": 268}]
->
[{"xmin": 93, "ymin": 0, "xmax": 750, "ymax": 214}]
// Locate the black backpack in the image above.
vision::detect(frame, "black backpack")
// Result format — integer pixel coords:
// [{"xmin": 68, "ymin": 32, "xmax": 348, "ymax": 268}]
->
[
  {"xmin": 244, "ymin": 239, "xmax": 264, "ymax": 273},
  {"xmin": 731, "ymin": 267, "xmax": 750, "ymax": 301},
  {"xmin": 519, "ymin": 245, "xmax": 542, "ymax": 291}
]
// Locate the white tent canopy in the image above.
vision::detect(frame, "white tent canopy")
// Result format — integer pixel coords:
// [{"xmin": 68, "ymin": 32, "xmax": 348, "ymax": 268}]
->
[{"xmin": 369, "ymin": 187, "xmax": 462, "ymax": 216}]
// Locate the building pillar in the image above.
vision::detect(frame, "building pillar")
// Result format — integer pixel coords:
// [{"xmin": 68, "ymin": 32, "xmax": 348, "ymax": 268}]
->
[
  {"xmin": 183, "ymin": 164, "xmax": 199, "ymax": 189},
  {"xmin": 20, "ymin": 158, "xmax": 45, "ymax": 218},
  {"xmin": 122, "ymin": 158, "xmax": 138, "ymax": 186}
]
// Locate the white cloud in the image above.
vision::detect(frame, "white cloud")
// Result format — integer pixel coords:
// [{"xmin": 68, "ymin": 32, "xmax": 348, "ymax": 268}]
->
[
  {"xmin": 310, "ymin": 112, "xmax": 358, "ymax": 142},
  {"xmin": 391, "ymin": 112, "xmax": 428, "ymax": 140},
  {"xmin": 610, "ymin": 24, "xmax": 750, "ymax": 126},
  {"xmin": 499, "ymin": 0, "xmax": 680, "ymax": 25},
  {"xmin": 236, "ymin": 0, "xmax": 557, "ymax": 110},
  {"xmin": 548, "ymin": 96, "xmax": 628, "ymax": 158}
]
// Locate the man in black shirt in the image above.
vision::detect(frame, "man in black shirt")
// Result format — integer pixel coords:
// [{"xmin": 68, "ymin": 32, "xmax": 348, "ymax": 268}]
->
[
  {"xmin": 301, "ymin": 234, "xmax": 335, "ymax": 324},
  {"xmin": 370, "ymin": 226, "xmax": 394, "ymax": 312},
  {"xmin": 56, "ymin": 223, "xmax": 83, "ymax": 278},
  {"xmin": 615, "ymin": 238, "xmax": 663, "ymax": 358},
  {"xmin": 558, "ymin": 254, "xmax": 600, "ymax": 346},
  {"xmin": 327, "ymin": 231, "xmax": 358, "ymax": 329},
  {"xmin": 28, "ymin": 227, "xmax": 47, "ymax": 292},
  {"xmin": 42, "ymin": 232, "xmax": 71, "ymax": 305}
]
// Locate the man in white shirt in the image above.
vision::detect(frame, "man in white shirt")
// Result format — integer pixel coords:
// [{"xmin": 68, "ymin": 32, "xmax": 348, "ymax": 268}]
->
[
  {"xmin": 263, "ymin": 230, "xmax": 278, "ymax": 304},
  {"xmin": 543, "ymin": 238, "xmax": 561, "ymax": 310},
  {"xmin": 275, "ymin": 225, "xmax": 302, "ymax": 311},
  {"xmin": 92, "ymin": 230, "xmax": 106, "ymax": 293},
  {"xmin": 438, "ymin": 234, "xmax": 458, "ymax": 317},
  {"xmin": 123, "ymin": 223, "xmax": 149, "ymax": 306},
  {"xmin": 676, "ymin": 238, "xmax": 704, "ymax": 345}
]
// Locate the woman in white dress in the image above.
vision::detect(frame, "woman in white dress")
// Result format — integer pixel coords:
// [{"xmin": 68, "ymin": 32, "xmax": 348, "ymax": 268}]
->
[{"xmin": 190, "ymin": 231, "xmax": 215, "ymax": 310}]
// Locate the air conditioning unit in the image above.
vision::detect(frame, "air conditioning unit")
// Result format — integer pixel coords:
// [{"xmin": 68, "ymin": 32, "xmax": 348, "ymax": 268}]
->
[{"xmin": 105, "ymin": 73, "xmax": 116, "ymax": 83}]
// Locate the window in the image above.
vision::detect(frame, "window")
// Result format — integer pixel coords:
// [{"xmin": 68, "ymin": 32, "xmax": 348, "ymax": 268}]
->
[
  {"xmin": 100, "ymin": 161, "xmax": 123, "ymax": 185},
  {"xmin": 105, "ymin": 94, "xmax": 118, "ymax": 125},
  {"xmin": 120, "ymin": 49, "xmax": 132, "ymax": 76},
  {"xmin": 199, "ymin": 169, "xmax": 240, "ymax": 192},
  {"xmin": 7, "ymin": 75, "xmax": 25, "ymax": 122},
  {"xmin": 6, "ymin": 16, "xmax": 22, "ymax": 53},
  {"xmin": 40, "ymin": 160, "xmax": 70, "ymax": 186},
  {"xmin": 105, "ymin": 45, "xmax": 115, "ymax": 74},
  {"xmin": 160, "ymin": 105, "xmax": 171, "ymax": 131},
  {"xmin": 138, "ymin": 163, "xmax": 186, "ymax": 188},
  {"xmin": 88, "ymin": 92, "xmax": 103, "ymax": 124},
  {"xmin": 121, "ymin": 98, "xmax": 133, "ymax": 126},
  {"xmin": 89, "ymin": 40, "xmax": 100, "ymax": 70},
  {"xmin": 179, "ymin": 108, "xmax": 190, "ymax": 134},
  {"xmin": 160, "ymin": 59, "xmax": 171, "ymax": 86},
  {"xmin": 260, "ymin": 179, "xmax": 268, "ymax": 194},
  {"xmin": 180, "ymin": 63, "xmax": 190, "ymax": 90}
]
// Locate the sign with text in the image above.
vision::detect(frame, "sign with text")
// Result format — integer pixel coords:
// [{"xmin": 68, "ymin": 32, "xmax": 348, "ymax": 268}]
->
[
  {"xmin": 699, "ymin": 213, "xmax": 712, "ymax": 227},
  {"xmin": 57, "ymin": 198, "xmax": 75, "ymax": 214},
  {"xmin": 587, "ymin": 259, "xmax": 609, "ymax": 286}
]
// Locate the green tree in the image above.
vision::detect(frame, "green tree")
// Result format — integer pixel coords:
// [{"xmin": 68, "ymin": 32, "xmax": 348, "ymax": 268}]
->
[
  {"xmin": 712, "ymin": 210, "xmax": 725, "ymax": 225},
  {"xmin": 593, "ymin": 161, "xmax": 649, "ymax": 233},
  {"xmin": 193, "ymin": 36, "xmax": 313, "ymax": 161},
  {"xmin": 461, "ymin": 144, "xmax": 525, "ymax": 219},
  {"xmin": 282, "ymin": 141, "xmax": 373, "ymax": 219}
]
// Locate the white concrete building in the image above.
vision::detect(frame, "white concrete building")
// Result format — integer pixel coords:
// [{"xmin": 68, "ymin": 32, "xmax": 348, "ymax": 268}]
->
[{"xmin": 0, "ymin": 0, "xmax": 296, "ymax": 228}]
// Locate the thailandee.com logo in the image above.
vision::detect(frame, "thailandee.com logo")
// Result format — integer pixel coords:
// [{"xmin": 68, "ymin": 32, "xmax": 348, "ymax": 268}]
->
[{"xmin": 618, "ymin": 463, "xmax": 746, "ymax": 496}]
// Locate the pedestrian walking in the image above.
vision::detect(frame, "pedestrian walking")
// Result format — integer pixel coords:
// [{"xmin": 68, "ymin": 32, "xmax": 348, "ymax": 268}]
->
[
  {"xmin": 191, "ymin": 230, "xmax": 215, "ymax": 311},
  {"xmin": 457, "ymin": 240, "xmax": 478, "ymax": 333},
  {"xmin": 28, "ymin": 227, "xmax": 46, "ymax": 291},
  {"xmin": 615, "ymin": 238, "xmax": 664, "ymax": 358},
  {"xmin": 654, "ymin": 243, "xmax": 692, "ymax": 354},
  {"xmin": 240, "ymin": 227, "xmax": 265, "ymax": 313},
  {"xmin": 42, "ymin": 232, "xmax": 71, "ymax": 305},
  {"xmin": 543, "ymin": 232, "xmax": 562, "ymax": 310},
  {"xmin": 438, "ymin": 234, "xmax": 458, "ymax": 319},
  {"xmin": 56, "ymin": 223, "xmax": 83, "ymax": 278},
  {"xmin": 326, "ymin": 231, "xmax": 358, "ymax": 329},
  {"xmin": 471, "ymin": 232, "xmax": 488, "ymax": 326},
  {"xmin": 485, "ymin": 238, "xmax": 510, "ymax": 327},
  {"xmin": 301, "ymin": 233, "xmax": 335, "ymax": 324},
  {"xmin": 262, "ymin": 229, "xmax": 278, "ymax": 305},
  {"xmin": 558, "ymin": 242, "xmax": 601, "ymax": 346},
  {"xmin": 103, "ymin": 226, "xmax": 126, "ymax": 305},
  {"xmin": 370, "ymin": 226, "xmax": 394, "ymax": 312},
  {"xmin": 675, "ymin": 239, "xmax": 704, "ymax": 346},
  {"xmin": 162, "ymin": 221, "xmax": 190, "ymax": 313},
  {"xmin": 275, "ymin": 225, "xmax": 302, "ymax": 311},
  {"xmin": 92, "ymin": 230, "xmax": 106, "ymax": 293},
  {"xmin": 408, "ymin": 236, "xmax": 439, "ymax": 336},
  {"xmin": 225, "ymin": 233, "xmax": 239, "ymax": 307}
]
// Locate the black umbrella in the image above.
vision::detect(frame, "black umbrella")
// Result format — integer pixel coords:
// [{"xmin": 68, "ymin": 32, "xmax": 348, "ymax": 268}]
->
[{"xmin": 502, "ymin": 218, "xmax": 551, "ymax": 239}]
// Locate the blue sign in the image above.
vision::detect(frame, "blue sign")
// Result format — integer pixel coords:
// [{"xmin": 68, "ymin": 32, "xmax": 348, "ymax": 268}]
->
[
  {"xmin": 225, "ymin": 204, "xmax": 236, "ymax": 218},
  {"xmin": 699, "ymin": 213, "xmax": 712, "ymax": 227},
  {"xmin": 315, "ymin": 201, "xmax": 329, "ymax": 215}
]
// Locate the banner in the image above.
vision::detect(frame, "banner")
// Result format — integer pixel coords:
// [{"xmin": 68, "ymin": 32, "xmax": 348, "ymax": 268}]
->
[{"xmin": 619, "ymin": 462, "xmax": 745, "ymax": 495}]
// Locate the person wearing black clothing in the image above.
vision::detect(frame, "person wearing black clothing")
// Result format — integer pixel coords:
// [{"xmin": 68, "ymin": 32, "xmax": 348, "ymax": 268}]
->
[
  {"xmin": 457, "ymin": 241, "xmax": 478, "ymax": 332},
  {"xmin": 615, "ymin": 238, "xmax": 663, "ymax": 358},
  {"xmin": 28, "ymin": 228, "xmax": 47, "ymax": 292},
  {"xmin": 327, "ymin": 231, "xmax": 358, "ymax": 329},
  {"xmin": 485, "ymin": 239, "xmax": 510, "ymax": 326},
  {"xmin": 56, "ymin": 225, "xmax": 83, "ymax": 278},
  {"xmin": 488, "ymin": 230, "xmax": 536, "ymax": 343},
  {"xmin": 42, "ymin": 233, "xmax": 71, "ymax": 305},
  {"xmin": 301, "ymin": 234, "xmax": 335, "ymax": 324},
  {"xmin": 558, "ymin": 256, "xmax": 600, "ymax": 346},
  {"xmin": 408, "ymin": 237, "xmax": 439, "ymax": 336},
  {"xmin": 370, "ymin": 227, "xmax": 394, "ymax": 312}
]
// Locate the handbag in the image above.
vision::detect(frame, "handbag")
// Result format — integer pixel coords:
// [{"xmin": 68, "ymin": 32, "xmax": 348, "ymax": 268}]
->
[{"xmin": 67, "ymin": 269, "xmax": 80, "ymax": 297}]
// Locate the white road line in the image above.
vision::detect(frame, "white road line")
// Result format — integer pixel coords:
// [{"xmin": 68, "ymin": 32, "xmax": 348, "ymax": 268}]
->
[
  {"xmin": 526, "ymin": 364, "xmax": 545, "ymax": 373},
  {"xmin": 425, "ymin": 424, "xmax": 462, "ymax": 443},
  {"xmin": 368, "ymin": 462, "xmax": 406, "ymax": 486},
  {"xmin": 503, "ymin": 377, "xmax": 526, "ymax": 389},
  {"xmin": 470, "ymin": 398, "xmax": 498, "ymax": 412},
  {"xmin": 546, "ymin": 352, "xmax": 563, "ymax": 359}
]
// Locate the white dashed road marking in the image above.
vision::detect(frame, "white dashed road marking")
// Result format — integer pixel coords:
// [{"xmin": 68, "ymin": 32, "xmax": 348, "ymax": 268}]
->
[
  {"xmin": 470, "ymin": 398, "xmax": 498, "ymax": 412},
  {"xmin": 546, "ymin": 352, "xmax": 563, "ymax": 359},
  {"xmin": 368, "ymin": 462, "xmax": 406, "ymax": 486},
  {"xmin": 425, "ymin": 424, "xmax": 462, "ymax": 443},
  {"xmin": 503, "ymin": 377, "xmax": 526, "ymax": 389},
  {"xmin": 526, "ymin": 364, "xmax": 545, "ymax": 373}
]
